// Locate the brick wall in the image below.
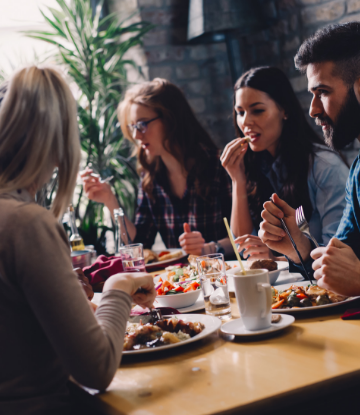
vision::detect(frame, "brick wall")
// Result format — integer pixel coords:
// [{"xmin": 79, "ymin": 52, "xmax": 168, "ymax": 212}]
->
[{"xmin": 109, "ymin": 0, "xmax": 360, "ymax": 163}]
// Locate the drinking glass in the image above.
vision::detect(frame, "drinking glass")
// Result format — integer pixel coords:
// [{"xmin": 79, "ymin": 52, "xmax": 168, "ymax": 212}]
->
[
  {"xmin": 119, "ymin": 243, "xmax": 146, "ymax": 272},
  {"xmin": 196, "ymin": 253, "xmax": 231, "ymax": 320}
]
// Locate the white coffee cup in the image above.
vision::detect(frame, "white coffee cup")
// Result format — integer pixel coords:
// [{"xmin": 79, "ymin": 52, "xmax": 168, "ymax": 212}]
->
[{"xmin": 232, "ymin": 269, "xmax": 272, "ymax": 331}]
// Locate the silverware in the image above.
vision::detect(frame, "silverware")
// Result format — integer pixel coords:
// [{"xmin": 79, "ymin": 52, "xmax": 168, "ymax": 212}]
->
[
  {"xmin": 271, "ymin": 200, "xmax": 314, "ymax": 283},
  {"xmin": 90, "ymin": 173, "xmax": 113, "ymax": 183},
  {"xmin": 295, "ymin": 205, "xmax": 319, "ymax": 247}
]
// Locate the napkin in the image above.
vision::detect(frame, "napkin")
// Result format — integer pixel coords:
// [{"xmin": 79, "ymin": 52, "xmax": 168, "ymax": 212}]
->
[
  {"xmin": 341, "ymin": 309, "xmax": 360, "ymax": 320},
  {"xmin": 83, "ymin": 255, "xmax": 124, "ymax": 289}
]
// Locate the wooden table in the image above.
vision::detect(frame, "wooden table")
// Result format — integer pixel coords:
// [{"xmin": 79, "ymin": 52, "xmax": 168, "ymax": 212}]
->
[{"xmin": 80, "ymin": 290, "xmax": 360, "ymax": 415}]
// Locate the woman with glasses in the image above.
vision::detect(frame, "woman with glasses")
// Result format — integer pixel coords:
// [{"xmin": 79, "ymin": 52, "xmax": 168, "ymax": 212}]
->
[{"xmin": 82, "ymin": 78, "xmax": 232, "ymax": 255}]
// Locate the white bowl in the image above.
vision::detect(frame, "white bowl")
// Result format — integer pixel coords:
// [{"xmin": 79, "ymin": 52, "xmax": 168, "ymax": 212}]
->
[
  {"xmin": 155, "ymin": 289, "xmax": 201, "ymax": 309},
  {"xmin": 227, "ymin": 261, "xmax": 289, "ymax": 286}
]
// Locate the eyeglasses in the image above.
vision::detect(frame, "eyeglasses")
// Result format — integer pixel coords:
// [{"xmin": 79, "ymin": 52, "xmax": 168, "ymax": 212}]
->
[{"xmin": 127, "ymin": 116, "xmax": 161, "ymax": 138}]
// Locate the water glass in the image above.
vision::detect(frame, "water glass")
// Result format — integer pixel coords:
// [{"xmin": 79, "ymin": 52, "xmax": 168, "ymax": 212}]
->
[
  {"xmin": 119, "ymin": 243, "xmax": 146, "ymax": 272},
  {"xmin": 196, "ymin": 253, "xmax": 231, "ymax": 320}
]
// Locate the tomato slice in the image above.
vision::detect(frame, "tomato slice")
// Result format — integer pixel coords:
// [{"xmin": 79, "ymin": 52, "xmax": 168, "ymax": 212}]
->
[{"xmin": 159, "ymin": 251, "xmax": 170, "ymax": 258}]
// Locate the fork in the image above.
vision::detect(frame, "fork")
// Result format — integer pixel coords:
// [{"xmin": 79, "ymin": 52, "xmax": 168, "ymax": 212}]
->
[{"xmin": 295, "ymin": 206, "xmax": 319, "ymax": 248}]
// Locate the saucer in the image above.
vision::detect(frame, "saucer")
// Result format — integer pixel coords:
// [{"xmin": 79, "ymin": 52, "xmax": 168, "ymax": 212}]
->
[{"xmin": 220, "ymin": 314, "xmax": 295, "ymax": 337}]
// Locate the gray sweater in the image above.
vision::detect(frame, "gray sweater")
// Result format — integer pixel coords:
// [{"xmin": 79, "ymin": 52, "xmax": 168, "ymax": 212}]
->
[{"xmin": 0, "ymin": 190, "xmax": 132, "ymax": 415}]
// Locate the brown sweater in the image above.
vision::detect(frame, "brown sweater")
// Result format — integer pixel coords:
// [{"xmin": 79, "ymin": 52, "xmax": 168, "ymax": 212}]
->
[{"xmin": 0, "ymin": 190, "xmax": 132, "ymax": 415}]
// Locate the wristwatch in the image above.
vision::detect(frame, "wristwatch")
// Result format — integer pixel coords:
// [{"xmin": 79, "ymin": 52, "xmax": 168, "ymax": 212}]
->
[{"xmin": 214, "ymin": 241, "xmax": 225, "ymax": 255}]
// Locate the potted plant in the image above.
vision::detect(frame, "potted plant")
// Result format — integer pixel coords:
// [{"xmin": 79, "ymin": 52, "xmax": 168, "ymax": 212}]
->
[{"xmin": 26, "ymin": 0, "xmax": 153, "ymax": 253}]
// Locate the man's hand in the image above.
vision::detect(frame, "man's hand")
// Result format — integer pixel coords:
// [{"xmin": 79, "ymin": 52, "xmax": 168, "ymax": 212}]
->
[
  {"xmin": 178, "ymin": 223, "xmax": 205, "ymax": 255},
  {"xmin": 235, "ymin": 235, "xmax": 276, "ymax": 260},
  {"xmin": 311, "ymin": 238, "xmax": 360, "ymax": 297},
  {"xmin": 258, "ymin": 193, "xmax": 311, "ymax": 263}
]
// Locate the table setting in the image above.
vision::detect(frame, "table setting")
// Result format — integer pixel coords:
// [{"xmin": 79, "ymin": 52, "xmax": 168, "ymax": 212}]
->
[{"xmin": 78, "ymin": 215, "xmax": 360, "ymax": 415}]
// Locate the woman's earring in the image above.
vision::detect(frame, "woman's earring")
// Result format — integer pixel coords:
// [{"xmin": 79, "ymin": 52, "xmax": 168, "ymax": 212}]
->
[{"xmin": 284, "ymin": 115, "xmax": 288, "ymax": 120}]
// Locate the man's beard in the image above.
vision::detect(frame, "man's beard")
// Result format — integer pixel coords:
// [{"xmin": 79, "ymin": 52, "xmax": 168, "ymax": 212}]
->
[{"xmin": 315, "ymin": 87, "xmax": 360, "ymax": 150}]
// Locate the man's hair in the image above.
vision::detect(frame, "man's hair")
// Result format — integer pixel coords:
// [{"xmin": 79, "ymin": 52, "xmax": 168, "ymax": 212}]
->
[{"xmin": 295, "ymin": 22, "xmax": 360, "ymax": 85}]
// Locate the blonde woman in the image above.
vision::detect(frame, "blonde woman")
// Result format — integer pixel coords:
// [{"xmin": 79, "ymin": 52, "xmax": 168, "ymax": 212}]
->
[
  {"xmin": 82, "ymin": 78, "xmax": 232, "ymax": 256},
  {"xmin": 0, "ymin": 66, "xmax": 155, "ymax": 415}
]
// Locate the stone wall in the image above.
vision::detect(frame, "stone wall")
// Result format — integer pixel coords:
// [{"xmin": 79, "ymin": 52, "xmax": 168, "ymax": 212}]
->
[{"xmin": 109, "ymin": 0, "xmax": 360, "ymax": 162}]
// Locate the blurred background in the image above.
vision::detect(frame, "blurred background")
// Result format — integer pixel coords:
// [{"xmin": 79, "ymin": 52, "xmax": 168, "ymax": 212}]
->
[{"xmin": 1, "ymin": 0, "xmax": 359, "ymax": 252}]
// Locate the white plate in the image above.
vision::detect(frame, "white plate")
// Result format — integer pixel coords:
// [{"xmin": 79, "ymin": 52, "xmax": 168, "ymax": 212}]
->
[
  {"xmin": 226, "ymin": 261, "xmax": 289, "ymax": 291},
  {"xmin": 272, "ymin": 281, "xmax": 360, "ymax": 314},
  {"xmin": 221, "ymin": 314, "xmax": 295, "ymax": 337},
  {"xmin": 176, "ymin": 292, "xmax": 205, "ymax": 313},
  {"xmin": 123, "ymin": 314, "xmax": 221, "ymax": 355},
  {"xmin": 145, "ymin": 249, "xmax": 188, "ymax": 270}
]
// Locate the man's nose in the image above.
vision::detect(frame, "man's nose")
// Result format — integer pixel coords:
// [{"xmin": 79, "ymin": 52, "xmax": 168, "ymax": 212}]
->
[{"xmin": 309, "ymin": 95, "xmax": 323, "ymax": 119}]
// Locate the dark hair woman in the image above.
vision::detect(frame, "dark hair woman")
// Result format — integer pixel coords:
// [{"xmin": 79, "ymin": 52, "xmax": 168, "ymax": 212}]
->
[
  {"xmin": 82, "ymin": 78, "xmax": 232, "ymax": 255},
  {"xmin": 220, "ymin": 66, "xmax": 349, "ymax": 260}
]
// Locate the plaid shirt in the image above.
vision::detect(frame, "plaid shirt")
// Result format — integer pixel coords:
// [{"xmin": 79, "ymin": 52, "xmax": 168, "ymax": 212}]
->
[{"xmin": 133, "ymin": 150, "xmax": 232, "ymax": 249}]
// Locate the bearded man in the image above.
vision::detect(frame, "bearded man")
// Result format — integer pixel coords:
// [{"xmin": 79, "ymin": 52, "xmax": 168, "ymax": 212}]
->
[{"xmin": 259, "ymin": 22, "xmax": 360, "ymax": 296}]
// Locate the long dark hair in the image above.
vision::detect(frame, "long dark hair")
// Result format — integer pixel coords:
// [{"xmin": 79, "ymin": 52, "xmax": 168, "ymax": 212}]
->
[
  {"xmin": 233, "ymin": 66, "xmax": 325, "ymax": 228},
  {"xmin": 118, "ymin": 78, "xmax": 217, "ymax": 199}
]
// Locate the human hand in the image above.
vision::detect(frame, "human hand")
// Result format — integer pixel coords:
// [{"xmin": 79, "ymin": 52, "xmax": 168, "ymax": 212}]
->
[
  {"xmin": 178, "ymin": 223, "xmax": 205, "ymax": 256},
  {"xmin": 104, "ymin": 272, "xmax": 156, "ymax": 309},
  {"xmin": 74, "ymin": 267, "xmax": 94, "ymax": 300},
  {"xmin": 235, "ymin": 235, "xmax": 276, "ymax": 260},
  {"xmin": 258, "ymin": 194, "xmax": 311, "ymax": 263},
  {"xmin": 220, "ymin": 137, "xmax": 248, "ymax": 183},
  {"xmin": 80, "ymin": 167, "xmax": 115, "ymax": 206},
  {"xmin": 311, "ymin": 238, "xmax": 360, "ymax": 296}
]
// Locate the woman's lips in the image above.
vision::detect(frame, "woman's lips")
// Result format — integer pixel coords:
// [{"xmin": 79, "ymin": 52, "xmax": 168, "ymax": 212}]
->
[{"xmin": 142, "ymin": 143, "xmax": 150, "ymax": 149}]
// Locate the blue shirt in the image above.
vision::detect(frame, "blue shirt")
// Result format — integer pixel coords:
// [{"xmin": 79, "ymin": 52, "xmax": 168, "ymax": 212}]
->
[
  {"xmin": 290, "ymin": 150, "xmax": 360, "ymax": 277},
  {"xmin": 258, "ymin": 145, "xmax": 348, "ymax": 244}
]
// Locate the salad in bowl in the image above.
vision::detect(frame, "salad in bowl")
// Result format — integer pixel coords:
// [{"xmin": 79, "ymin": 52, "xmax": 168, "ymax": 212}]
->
[{"xmin": 154, "ymin": 265, "xmax": 201, "ymax": 309}]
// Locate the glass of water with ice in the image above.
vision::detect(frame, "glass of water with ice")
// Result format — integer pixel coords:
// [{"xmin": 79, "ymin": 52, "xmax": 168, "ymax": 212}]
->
[{"xmin": 196, "ymin": 253, "xmax": 231, "ymax": 320}]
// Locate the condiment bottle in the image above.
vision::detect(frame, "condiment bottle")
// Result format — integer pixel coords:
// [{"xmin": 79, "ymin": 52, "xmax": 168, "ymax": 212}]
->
[
  {"xmin": 68, "ymin": 204, "xmax": 85, "ymax": 251},
  {"xmin": 114, "ymin": 208, "xmax": 131, "ymax": 254}
]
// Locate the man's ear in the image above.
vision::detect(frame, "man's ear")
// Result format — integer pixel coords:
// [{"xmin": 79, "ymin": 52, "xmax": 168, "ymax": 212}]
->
[{"xmin": 354, "ymin": 78, "xmax": 360, "ymax": 103}]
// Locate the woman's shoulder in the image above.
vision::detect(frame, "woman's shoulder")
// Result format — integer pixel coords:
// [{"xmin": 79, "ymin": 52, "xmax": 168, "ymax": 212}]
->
[{"xmin": 1, "ymin": 195, "xmax": 61, "ymax": 234}]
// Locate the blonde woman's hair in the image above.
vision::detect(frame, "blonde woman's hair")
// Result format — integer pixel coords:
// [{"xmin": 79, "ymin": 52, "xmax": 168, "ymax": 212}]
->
[{"xmin": 0, "ymin": 66, "xmax": 81, "ymax": 219}]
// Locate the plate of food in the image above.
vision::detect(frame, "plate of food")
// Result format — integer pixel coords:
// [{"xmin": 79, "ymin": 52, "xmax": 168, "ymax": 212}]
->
[
  {"xmin": 123, "ymin": 314, "xmax": 221, "ymax": 354},
  {"xmin": 271, "ymin": 281, "xmax": 360, "ymax": 313},
  {"xmin": 226, "ymin": 259, "xmax": 289, "ymax": 290},
  {"xmin": 144, "ymin": 248, "xmax": 188, "ymax": 270}
]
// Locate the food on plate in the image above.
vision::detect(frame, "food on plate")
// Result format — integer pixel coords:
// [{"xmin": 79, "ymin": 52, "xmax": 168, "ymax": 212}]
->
[
  {"xmin": 143, "ymin": 249, "xmax": 159, "ymax": 264},
  {"xmin": 271, "ymin": 314, "xmax": 281, "ymax": 323},
  {"xmin": 123, "ymin": 316, "xmax": 205, "ymax": 350},
  {"xmin": 188, "ymin": 254, "xmax": 231, "ymax": 270},
  {"xmin": 157, "ymin": 250, "xmax": 183, "ymax": 262},
  {"xmin": 156, "ymin": 264, "xmax": 201, "ymax": 295},
  {"xmin": 250, "ymin": 259, "xmax": 278, "ymax": 272},
  {"xmin": 271, "ymin": 284, "xmax": 349, "ymax": 309}
]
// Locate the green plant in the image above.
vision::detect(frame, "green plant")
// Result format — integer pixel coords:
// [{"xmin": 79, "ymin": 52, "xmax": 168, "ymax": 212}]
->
[{"xmin": 26, "ymin": 0, "xmax": 154, "ymax": 253}]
